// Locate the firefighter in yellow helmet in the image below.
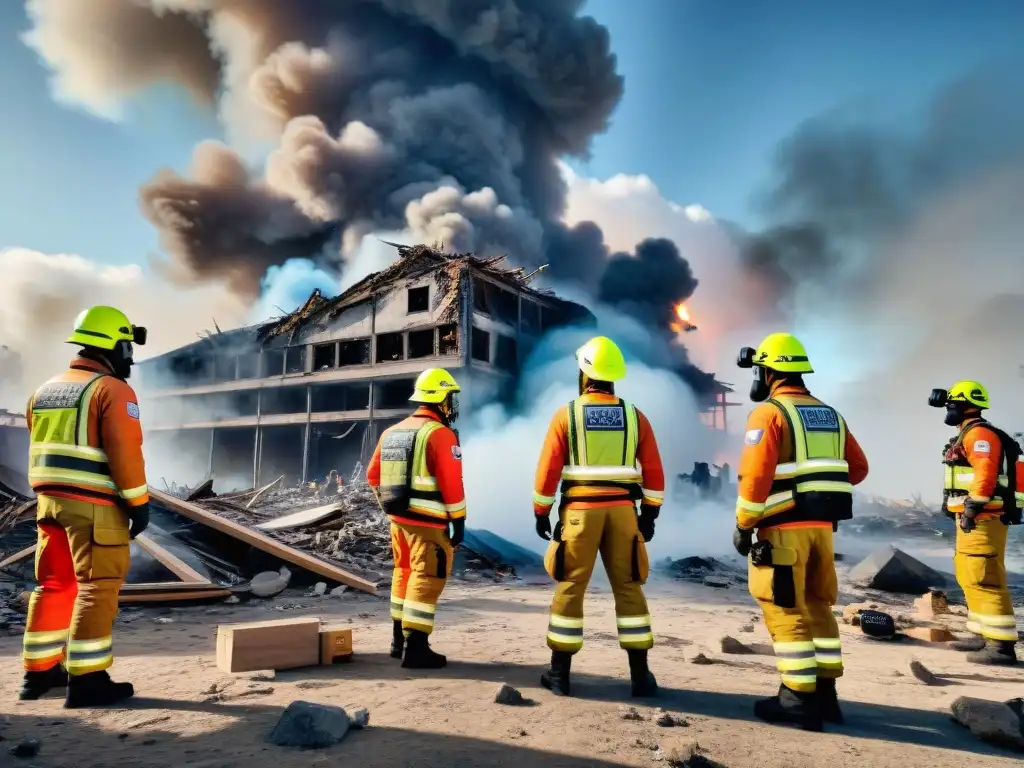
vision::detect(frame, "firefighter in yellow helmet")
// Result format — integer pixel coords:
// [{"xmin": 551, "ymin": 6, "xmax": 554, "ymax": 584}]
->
[
  {"xmin": 733, "ymin": 333, "xmax": 869, "ymax": 730},
  {"xmin": 532, "ymin": 336, "xmax": 666, "ymax": 697},
  {"xmin": 367, "ymin": 368, "xmax": 466, "ymax": 669},
  {"xmin": 20, "ymin": 307, "xmax": 149, "ymax": 707},
  {"xmin": 929, "ymin": 381, "xmax": 1021, "ymax": 665}
]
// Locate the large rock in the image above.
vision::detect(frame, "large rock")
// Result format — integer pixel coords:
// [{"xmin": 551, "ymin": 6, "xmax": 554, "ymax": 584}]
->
[
  {"xmin": 950, "ymin": 696, "xmax": 1024, "ymax": 751},
  {"xmin": 267, "ymin": 700, "xmax": 352, "ymax": 748},
  {"xmin": 849, "ymin": 546, "xmax": 946, "ymax": 595},
  {"xmin": 250, "ymin": 567, "xmax": 291, "ymax": 598}
]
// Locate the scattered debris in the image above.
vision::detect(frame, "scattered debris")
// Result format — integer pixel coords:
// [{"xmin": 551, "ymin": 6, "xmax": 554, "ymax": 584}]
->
[
  {"xmin": 662, "ymin": 741, "xmax": 725, "ymax": 767},
  {"xmin": 266, "ymin": 700, "xmax": 357, "ymax": 748},
  {"xmin": 702, "ymin": 576, "xmax": 729, "ymax": 589},
  {"xmin": 656, "ymin": 709, "xmax": 688, "ymax": 728},
  {"xmin": 719, "ymin": 636, "xmax": 754, "ymax": 655},
  {"xmin": 123, "ymin": 714, "xmax": 172, "ymax": 730},
  {"xmin": 248, "ymin": 670, "xmax": 276, "ymax": 682},
  {"xmin": 154, "ymin": 617, "xmax": 174, "ymax": 625},
  {"xmin": 913, "ymin": 589, "xmax": 949, "ymax": 619},
  {"xmin": 635, "ymin": 734, "xmax": 660, "ymax": 750},
  {"xmin": 312, "ymin": 582, "xmax": 327, "ymax": 596},
  {"xmin": 689, "ymin": 653, "xmax": 715, "ymax": 665},
  {"xmin": 495, "ymin": 684, "xmax": 535, "ymax": 706},
  {"xmin": 739, "ymin": 624, "xmax": 754, "ymax": 633},
  {"xmin": 9, "ymin": 738, "xmax": 40, "ymax": 758},
  {"xmin": 909, "ymin": 660, "xmax": 940, "ymax": 685},
  {"xmin": 350, "ymin": 709, "xmax": 370, "ymax": 730},
  {"xmin": 619, "ymin": 705, "xmax": 646, "ymax": 721},
  {"xmin": 848, "ymin": 545, "xmax": 946, "ymax": 595},
  {"xmin": 951, "ymin": 696, "xmax": 1024, "ymax": 751},
  {"xmin": 903, "ymin": 626, "xmax": 955, "ymax": 643},
  {"xmin": 250, "ymin": 568, "xmax": 291, "ymax": 598},
  {"xmin": 661, "ymin": 557, "xmax": 742, "ymax": 586}
]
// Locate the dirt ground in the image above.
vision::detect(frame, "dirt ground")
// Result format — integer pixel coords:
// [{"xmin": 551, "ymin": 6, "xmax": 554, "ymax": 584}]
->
[{"xmin": 1, "ymin": 576, "xmax": 1022, "ymax": 768}]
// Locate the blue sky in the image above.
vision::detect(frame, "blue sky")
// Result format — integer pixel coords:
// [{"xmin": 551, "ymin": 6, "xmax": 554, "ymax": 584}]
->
[{"xmin": 0, "ymin": 0, "xmax": 1021, "ymax": 268}]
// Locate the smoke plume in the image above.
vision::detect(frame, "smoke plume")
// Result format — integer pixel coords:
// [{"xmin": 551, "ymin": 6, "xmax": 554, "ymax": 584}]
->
[{"xmin": 22, "ymin": 0, "xmax": 699, "ymax": 329}]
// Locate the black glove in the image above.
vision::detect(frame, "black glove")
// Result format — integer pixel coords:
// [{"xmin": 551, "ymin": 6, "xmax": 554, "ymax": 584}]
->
[
  {"xmin": 128, "ymin": 503, "xmax": 150, "ymax": 540},
  {"xmin": 638, "ymin": 504, "xmax": 659, "ymax": 542},
  {"xmin": 733, "ymin": 526, "xmax": 753, "ymax": 557},
  {"xmin": 959, "ymin": 500, "xmax": 985, "ymax": 533},
  {"xmin": 535, "ymin": 514, "xmax": 552, "ymax": 541},
  {"xmin": 449, "ymin": 518, "xmax": 465, "ymax": 547}
]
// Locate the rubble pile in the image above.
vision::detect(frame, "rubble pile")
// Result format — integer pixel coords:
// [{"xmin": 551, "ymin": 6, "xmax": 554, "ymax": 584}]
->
[{"xmin": 846, "ymin": 495, "xmax": 950, "ymax": 539}]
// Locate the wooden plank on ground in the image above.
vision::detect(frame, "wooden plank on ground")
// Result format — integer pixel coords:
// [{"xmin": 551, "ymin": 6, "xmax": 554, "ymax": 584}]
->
[
  {"xmin": 216, "ymin": 617, "xmax": 321, "ymax": 672},
  {"xmin": 119, "ymin": 581, "xmax": 226, "ymax": 592},
  {"xmin": 254, "ymin": 501, "xmax": 344, "ymax": 532},
  {"xmin": 149, "ymin": 488, "xmax": 377, "ymax": 594},
  {"xmin": 134, "ymin": 533, "xmax": 208, "ymax": 583},
  {"xmin": 0, "ymin": 544, "xmax": 36, "ymax": 570},
  {"xmin": 120, "ymin": 584, "xmax": 231, "ymax": 604}
]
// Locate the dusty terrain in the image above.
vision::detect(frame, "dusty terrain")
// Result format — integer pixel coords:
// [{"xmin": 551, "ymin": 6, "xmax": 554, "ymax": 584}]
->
[{"xmin": 1, "ymin": 576, "xmax": 1022, "ymax": 768}]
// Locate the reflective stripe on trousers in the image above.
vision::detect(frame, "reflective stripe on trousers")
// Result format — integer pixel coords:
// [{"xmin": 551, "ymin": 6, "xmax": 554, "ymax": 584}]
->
[
  {"xmin": 402, "ymin": 599, "xmax": 436, "ymax": 632},
  {"xmin": 774, "ymin": 640, "xmax": 818, "ymax": 693},
  {"xmin": 390, "ymin": 596, "xmax": 405, "ymax": 621},
  {"xmin": 66, "ymin": 635, "xmax": 114, "ymax": 675},
  {"xmin": 22, "ymin": 628, "xmax": 69, "ymax": 670},
  {"xmin": 967, "ymin": 611, "xmax": 1019, "ymax": 642},
  {"xmin": 813, "ymin": 636, "xmax": 843, "ymax": 676},
  {"xmin": 616, "ymin": 614, "xmax": 654, "ymax": 649},
  {"xmin": 547, "ymin": 613, "xmax": 584, "ymax": 651}
]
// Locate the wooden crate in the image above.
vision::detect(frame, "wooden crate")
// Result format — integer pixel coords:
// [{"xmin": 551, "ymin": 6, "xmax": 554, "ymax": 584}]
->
[
  {"xmin": 319, "ymin": 626, "xmax": 354, "ymax": 665},
  {"xmin": 216, "ymin": 617, "xmax": 320, "ymax": 673}
]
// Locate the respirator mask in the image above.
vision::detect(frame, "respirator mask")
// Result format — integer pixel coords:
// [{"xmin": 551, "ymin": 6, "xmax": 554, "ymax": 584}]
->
[
  {"xmin": 110, "ymin": 326, "xmax": 146, "ymax": 380},
  {"xmin": 928, "ymin": 388, "xmax": 967, "ymax": 427},
  {"xmin": 737, "ymin": 347, "xmax": 769, "ymax": 402}
]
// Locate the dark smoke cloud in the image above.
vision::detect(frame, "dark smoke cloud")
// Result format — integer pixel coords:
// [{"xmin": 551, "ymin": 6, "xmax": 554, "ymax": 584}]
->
[
  {"xmin": 23, "ymin": 0, "xmax": 698, "ymax": 328},
  {"xmin": 736, "ymin": 67, "xmax": 1024, "ymax": 305},
  {"xmin": 599, "ymin": 238, "xmax": 698, "ymax": 330}
]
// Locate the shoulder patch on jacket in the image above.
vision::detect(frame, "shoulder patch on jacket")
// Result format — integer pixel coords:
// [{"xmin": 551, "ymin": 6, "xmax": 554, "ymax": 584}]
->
[
  {"xmin": 972, "ymin": 439, "xmax": 990, "ymax": 455},
  {"xmin": 744, "ymin": 428, "xmax": 764, "ymax": 445},
  {"xmin": 127, "ymin": 402, "xmax": 140, "ymax": 420},
  {"xmin": 451, "ymin": 445, "xmax": 462, "ymax": 460}
]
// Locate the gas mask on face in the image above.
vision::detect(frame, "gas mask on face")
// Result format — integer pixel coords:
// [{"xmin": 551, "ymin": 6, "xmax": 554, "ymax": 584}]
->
[
  {"xmin": 443, "ymin": 393, "xmax": 460, "ymax": 425},
  {"xmin": 109, "ymin": 340, "xmax": 135, "ymax": 380},
  {"xmin": 736, "ymin": 347, "xmax": 770, "ymax": 402},
  {"xmin": 928, "ymin": 388, "xmax": 972, "ymax": 427}
]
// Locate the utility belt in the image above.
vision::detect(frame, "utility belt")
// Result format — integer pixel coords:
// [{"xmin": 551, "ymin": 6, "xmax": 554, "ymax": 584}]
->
[
  {"xmin": 943, "ymin": 491, "xmax": 1022, "ymax": 526},
  {"xmin": 750, "ymin": 540, "xmax": 798, "ymax": 609},
  {"xmin": 557, "ymin": 479, "xmax": 642, "ymax": 511}
]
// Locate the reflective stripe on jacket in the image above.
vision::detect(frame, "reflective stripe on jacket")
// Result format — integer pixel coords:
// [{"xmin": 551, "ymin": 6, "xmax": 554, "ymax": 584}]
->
[
  {"xmin": 367, "ymin": 407, "xmax": 466, "ymax": 530},
  {"xmin": 26, "ymin": 357, "xmax": 149, "ymax": 508},
  {"xmin": 735, "ymin": 384, "xmax": 868, "ymax": 530},
  {"xmin": 533, "ymin": 391, "xmax": 665, "ymax": 515}
]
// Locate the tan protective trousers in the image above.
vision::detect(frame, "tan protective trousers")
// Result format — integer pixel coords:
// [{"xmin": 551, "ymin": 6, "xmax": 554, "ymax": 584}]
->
[
  {"xmin": 954, "ymin": 515, "xmax": 1018, "ymax": 642},
  {"xmin": 544, "ymin": 503, "xmax": 652, "ymax": 654},
  {"xmin": 747, "ymin": 524, "xmax": 842, "ymax": 694},
  {"xmin": 23, "ymin": 495, "xmax": 131, "ymax": 675},
  {"xmin": 389, "ymin": 521, "xmax": 453, "ymax": 636}
]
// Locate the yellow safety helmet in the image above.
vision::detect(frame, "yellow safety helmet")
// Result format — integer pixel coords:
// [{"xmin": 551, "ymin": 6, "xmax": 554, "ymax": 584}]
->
[
  {"xmin": 409, "ymin": 368, "xmax": 461, "ymax": 404},
  {"xmin": 66, "ymin": 306, "xmax": 147, "ymax": 351},
  {"xmin": 750, "ymin": 332, "xmax": 813, "ymax": 374},
  {"xmin": 576, "ymin": 336, "xmax": 627, "ymax": 382},
  {"xmin": 947, "ymin": 380, "xmax": 989, "ymax": 409}
]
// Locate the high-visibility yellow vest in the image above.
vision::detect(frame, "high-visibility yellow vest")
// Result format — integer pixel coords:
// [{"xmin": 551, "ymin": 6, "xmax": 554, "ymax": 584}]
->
[
  {"xmin": 559, "ymin": 396, "xmax": 643, "ymax": 504},
  {"xmin": 28, "ymin": 373, "xmax": 120, "ymax": 502},
  {"xmin": 943, "ymin": 420, "xmax": 1024, "ymax": 511},
  {"xmin": 377, "ymin": 418, "xmax": 452, "ymax": 524},
  {"xmin": 763, "ymin": 395, "xmax": 853, "ymax": 524}
]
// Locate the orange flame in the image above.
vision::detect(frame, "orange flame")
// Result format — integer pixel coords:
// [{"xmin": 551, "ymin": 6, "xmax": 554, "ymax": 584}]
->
[
  {"xmin": 674, "ymin": 303, "xmax": 691, "ymax": 324},
  {"xmin": 670, "ymin": 303, "xmax": 697, "ymax": 335}
]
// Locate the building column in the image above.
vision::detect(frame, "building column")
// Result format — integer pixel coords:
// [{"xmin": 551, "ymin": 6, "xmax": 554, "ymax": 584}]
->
[{"xmin": 300, "ymin": 386, "xmax": 312, "ymax": 483}]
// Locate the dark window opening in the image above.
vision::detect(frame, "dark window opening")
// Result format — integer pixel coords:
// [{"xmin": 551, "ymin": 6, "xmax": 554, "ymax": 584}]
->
[
  {"xmin": 496, "ymin": 334, "xmax": 517, "ymax": 372},
  {"xmin": 407, "ymin": 286, "xmax": 429, "ymax": 314},
  {"xmin": 439, "ymin": 324, "xmax": 458, "ymax": 356},
  {"xmin": 260, "ymin": 386, "xmax": 307, "ymax": 415},
  {"xmin": 408, "ymin": 329, "xmax": 435, "ymax": 359},
  {"xmin": 262, "ymin": 349, "xmax": 285, "ymax": 377},
  {"xmin": 237, "ymin": 353, "xmax": 260, "ymax": 379},
  {"xmin": 168, "ymin": 353, "xmax": 210, "ymax": 383},
  {"xmin": 521, "ymin": 300, "xmax": 541, "ymax": 333},
  {"xmin": 473, "ymin": 277, "xmax": 490, "ymax": 314},
  {"xmin": 492, "ymin": 287, "xmax": 518, "ymax": 322},
  {"xmin": 471, "ymin": 327, "xmax": 491, "ymax": 362},
  {"xmin": 311, "ymin": 383, "xmax": 349, "ymax": 413},
  {"xmin": 285, "ymin": 345, "xmax": 307, "ymax": 374},
  {"xmin": 313, "ymin": 342, "xmax": 337, "ymax": 371},
  {"xmin": 347, "ymin": 384, "xmax": 370, "ymax": 410},
  {"xmin": 213, "ymin": 354, "xmax": 237, "ymax": 382},
  {"xmin": 376, "ymin": 379, "xmax": 415, "ymax": 410},
  {"xmin": 376, "ymin": 332, "xmax": 404, "ymax": 362},
  {"xmin": 230, "ymin": 391, "xmax": 259, "ymax": 416},
  {"xmin": 339, "ymin": 338, "xmax": 371, "ymax": 366}
]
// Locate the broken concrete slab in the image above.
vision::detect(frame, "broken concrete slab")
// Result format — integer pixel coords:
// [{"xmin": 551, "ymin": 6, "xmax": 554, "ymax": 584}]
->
[
  {"xmin": 913, "ymin": 589, "xmax": 949, "ymax": 619},
  {"xmin": 849, "ymin": 545, "xmax": 946, "ymax": 595},
  {"xmin": 267, "ymin": 700, "xmax": 354, "ymax": 748},
  {"xmin": 951, "ymin": 696, "xmax": 1024, "ymax": 751}
]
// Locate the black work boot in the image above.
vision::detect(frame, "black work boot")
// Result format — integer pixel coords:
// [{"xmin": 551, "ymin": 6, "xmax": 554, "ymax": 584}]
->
[
  {"xmin": 64, "ymin": 670, "xmax": 135, "ymax": 709},
  {"xmin": 815, "ymin": 677, "xmax": 843, "ymax": 724},
  {"xmin": 401, "ymin": 629, "xmax": 447, "ymax": 669},
  {"xmin": 950, "ymin": 635, "xmax": 987, "ymax": 652},
  {"xmin": 754, "ymin": 684, "xmax": 823, "ymax": 731},
  {"xmin": 540, "ymin": 650, "xmax": 572, "ymax": 696},
  {"xmin": 390, "ymin": 619, "xmax": 405, "ymax": 660},
  {"xmin": 966, "ymin": 640, "xmax": 1019, "ymax": 666},
  {"xmin": 627, "ymin": 648, "xmax": 658, "ymax": 698},
  {"xmin": 18, "ymin": 665, "xmax": 69, "ymax": 700}
]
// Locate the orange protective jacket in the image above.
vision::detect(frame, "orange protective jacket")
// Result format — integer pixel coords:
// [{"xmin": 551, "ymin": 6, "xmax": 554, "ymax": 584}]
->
[
  {"xmin": 533, "ymin": 391, "xmax": 665, "ymax": 516},
  {"xmin": 944, "ymin": 419, "xmax": 1021, "ymax": 518},
  {"xmin": 367, "ymin": 407, "xmax": 467, "ymax": 530},
  {"xmin": 26, "ymin": 356, "xmax": 149, "ymax": 508},
  {"xmin": 736, "ymin": 383, "xmax": 868, "ymax": 530}
]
